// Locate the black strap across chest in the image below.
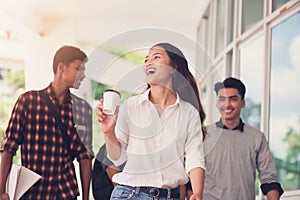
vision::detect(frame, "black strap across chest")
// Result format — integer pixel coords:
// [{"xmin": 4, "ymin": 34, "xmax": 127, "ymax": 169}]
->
[{"xmin": 39, "ymin": 91, "xmax": 71, "ymax": 149}]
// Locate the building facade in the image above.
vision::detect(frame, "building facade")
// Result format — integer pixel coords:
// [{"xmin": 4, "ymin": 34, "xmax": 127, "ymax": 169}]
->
[{"xmin": 196, "ymin": 0, "xmax": 300, "ymax": 199}]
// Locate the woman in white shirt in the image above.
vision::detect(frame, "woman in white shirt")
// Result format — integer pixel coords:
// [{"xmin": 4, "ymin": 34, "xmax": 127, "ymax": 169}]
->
[{"xmin": 97, "ymin": 43, "xmax": 206, "ymax": 200}]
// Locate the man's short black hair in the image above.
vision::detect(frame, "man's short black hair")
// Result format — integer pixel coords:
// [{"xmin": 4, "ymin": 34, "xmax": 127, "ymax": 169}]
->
[{"xmin": 214, "ymin": 77, "xmax": 246, "ymax": 99}]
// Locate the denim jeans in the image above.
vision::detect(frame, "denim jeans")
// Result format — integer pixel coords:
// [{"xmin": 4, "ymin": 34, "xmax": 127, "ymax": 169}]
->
[{"xmin": 110, "ymin": 185, "xmax": 181, "ymax": 200}]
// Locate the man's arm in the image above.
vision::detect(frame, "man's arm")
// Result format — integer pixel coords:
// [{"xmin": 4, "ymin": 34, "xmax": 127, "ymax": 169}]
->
[
  {"xmin": 0, "ymin": 151, "xmax": 13, "ymax": 200},
  {"xmin": 185, "ymin": 181, "xmax": 193, "ymax": 200},
  {"xmin": 105, "ymin": 165, "xmax": 120, "ymax": 186},
  {"xmin": 266, "ymin": 189, "xmax": 280, "ymax": 200},
  {"xmin": 79, "ymin": 159, "xmax": 92, "ymax": 200},
  {"xmin": 257, "ymin": 134, "xmax": 284, "ymax": 198},
  {"xmin": 180, "ymin": 185, "xmax": 187, "ymax": 200},
  {"xmin": 261, "ymin": 182, "xmax": 283, "ymax": 200}
]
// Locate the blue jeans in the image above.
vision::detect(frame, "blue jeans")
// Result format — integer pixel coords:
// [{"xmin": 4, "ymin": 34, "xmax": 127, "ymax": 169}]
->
[{"xmin": 110, "ymin": 185, "xmax": 181, "ymax": 200}]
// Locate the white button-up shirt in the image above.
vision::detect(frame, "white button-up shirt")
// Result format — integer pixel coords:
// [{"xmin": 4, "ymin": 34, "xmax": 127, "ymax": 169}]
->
[{"xmin": 110, "ymin": 89, "xmax": 205, "ymax": 188}]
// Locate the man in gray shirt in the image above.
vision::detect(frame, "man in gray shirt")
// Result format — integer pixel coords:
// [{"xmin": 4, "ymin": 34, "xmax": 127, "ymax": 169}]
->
[{"xmin": 202, "ymin": 77, "xmax": 283, "ymax": 200}]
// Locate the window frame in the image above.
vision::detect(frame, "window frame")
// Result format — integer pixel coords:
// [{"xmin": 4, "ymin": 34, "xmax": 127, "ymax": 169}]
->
[{"xmin": 197, "ymin": 0, "xmax": 300, "ymax": 198}]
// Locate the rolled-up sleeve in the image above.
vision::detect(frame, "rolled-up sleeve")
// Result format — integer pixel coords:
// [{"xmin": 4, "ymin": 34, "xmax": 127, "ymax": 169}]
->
[
  {"xmin": 0, "ymin": 95, "xmax": 26, "ymax": 155},
  {"xmin": 185, "ymin": 110, "xmax": 205, "ymax": 174},
  {"xmin": 257, "ymin": 134, "xmax": 283, "ymax": 195}
]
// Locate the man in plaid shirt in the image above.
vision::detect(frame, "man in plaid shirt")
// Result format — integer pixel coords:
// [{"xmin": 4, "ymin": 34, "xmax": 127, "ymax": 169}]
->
[{"xmin": 0, "ymin": 45, "xmax": 94, "ymax": 200}]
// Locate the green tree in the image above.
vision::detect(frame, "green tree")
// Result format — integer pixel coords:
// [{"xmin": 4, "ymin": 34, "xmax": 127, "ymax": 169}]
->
[
  {"xmin": 91, "ymin": 80, "xmax": 134, "ymax": 101},
  {"xmin": 241, "ymin": 97, "xmax": 261, "ymax": 129},
  {"xmin": 280, "ymin": 117, "xmax": 300, "ymax": 190},
  {"xmin": 7, "ymin": 69, "xmax": 25, "ymax": 88},
  {"xmin": 283, "ymin": 118, "xmax": 300, "ymax": 162},
  {"xmin": 100, "ymin": 46, "xmax": 146, "ymax": 65},
  {"xmin": 0, "ymin": 69, "xmax": 25, "ymax": 164},
  {"xmin": 1, "ymin": 69, "xmax": 25, "ymax": 140}
]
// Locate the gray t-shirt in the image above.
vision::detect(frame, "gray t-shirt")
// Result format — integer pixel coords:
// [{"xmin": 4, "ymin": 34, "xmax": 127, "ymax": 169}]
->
[{"xmin": 203, "ymin": 123, "xmax": 278, "ymax": 200}]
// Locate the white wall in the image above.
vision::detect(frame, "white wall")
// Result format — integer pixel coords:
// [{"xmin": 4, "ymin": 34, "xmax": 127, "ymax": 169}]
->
[{"xmin": 1, "ymin": 16, "xmax": 96, "ymax": 106}]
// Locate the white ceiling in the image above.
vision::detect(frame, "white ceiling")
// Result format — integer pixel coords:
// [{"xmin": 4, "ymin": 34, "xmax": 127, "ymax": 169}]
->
[
  {"xmin": 0, "ymin": 0, "xmax": 210, "ymax": 92},
  {"xmin": 0, "ymin": 0, "xmax": 208, "ymax": 45}
]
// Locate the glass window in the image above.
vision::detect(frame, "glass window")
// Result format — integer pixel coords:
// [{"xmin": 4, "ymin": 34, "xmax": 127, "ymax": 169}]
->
[
  {"xmin": 272, "ymin": 0, "xmax": 291, "ymax": 11},
  {"xmin": 239, "ymin": 36, "xmax": 264, "ymax": 196},
  {"xmin": 203, "ymin": 6, "xmax": 211, "ymax": 52},
  {"xmin": 198, "ymin": 6, "xmax": 211, "ymax": 59},
  {"xmin": 242, "ymin": 0, "xmax": 264, "ymax": 33},
  {"xmin": 227, "ymin": 0, "xmax": 235, "ymax": 44},
  {"xmin": 226, "ymin": 50, "xmax": 233, "ymax": 75},
  {"xmin": 215, "ymin": 0, "xmax": 225, "ymax": 56},
  {"xmin": 240, "ymin": 36, "xmax": 264, "ymax": 130},
  {"xmin": 209, "ymin": 64, "xmax": 225, "ymax": 123},
  {"xmin": 270, "ymin": 11, "xmax": 300, "ymax": 191}
]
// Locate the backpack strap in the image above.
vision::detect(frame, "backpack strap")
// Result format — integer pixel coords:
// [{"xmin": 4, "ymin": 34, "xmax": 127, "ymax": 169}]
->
[{"xmin": 39, "ymin": 90, "xmax": 71, "ymax": 149}]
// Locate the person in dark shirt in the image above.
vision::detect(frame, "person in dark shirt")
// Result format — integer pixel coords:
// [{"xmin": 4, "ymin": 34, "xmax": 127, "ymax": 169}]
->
[
  {"xmin": 0, "ymin": 45, "xmax": 94, "ymax": 200},
  {"xmin": 92, "ymin": 144, "xmax": 125, "ymax": 200}
]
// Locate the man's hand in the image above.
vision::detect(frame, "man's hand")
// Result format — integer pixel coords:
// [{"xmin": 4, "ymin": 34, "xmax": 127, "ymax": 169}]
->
[
  {"xmin": 266, "ymin": 189, "xmax": 280, "ymax": 200},
  {"xmin": 0, "ymin": 151, "xmax": 13, "ymax": 200}
]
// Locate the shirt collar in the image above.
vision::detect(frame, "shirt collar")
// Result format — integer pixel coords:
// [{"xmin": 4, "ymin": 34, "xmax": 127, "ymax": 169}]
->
[
  {"xmin": 138, "ymin": 88, "xmax": 180, "ymax": 106},
  {"xmin": 138, "ymin": 89, "xmax": 151, "ymax": 104},
  {"xmin": 216, "ymin": 118, "xmax": 244, "ymax": 132},
  {"xmin": 45, "ymin": 83, "xmax": 72, "ymax": 103}
]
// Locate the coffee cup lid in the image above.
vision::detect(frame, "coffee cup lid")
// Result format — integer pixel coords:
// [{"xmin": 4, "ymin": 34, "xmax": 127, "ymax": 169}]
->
[{"xmin": 104, "ymin": 89, "xmax": 121, "ymax": 97}]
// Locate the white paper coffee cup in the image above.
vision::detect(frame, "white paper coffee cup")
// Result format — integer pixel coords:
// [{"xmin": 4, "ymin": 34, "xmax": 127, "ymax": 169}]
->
[{"xmin": 103, "ymin": 89, "xmax": 121, "ymax": 115}]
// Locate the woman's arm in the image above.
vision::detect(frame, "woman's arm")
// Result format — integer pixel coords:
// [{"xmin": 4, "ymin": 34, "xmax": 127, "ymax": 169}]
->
[
  {"xmin": 97, "ymin": 99, "xmax": 122, "ymax": 161},
  {"xmin": 189, "ymin": 167, "xmax": 205, "ymax": 200}
]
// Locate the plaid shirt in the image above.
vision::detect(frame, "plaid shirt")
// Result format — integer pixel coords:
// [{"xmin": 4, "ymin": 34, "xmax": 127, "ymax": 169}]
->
[{"xmin": 1, "ymin": 83, "xmax": 94, "ymax": 199}]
